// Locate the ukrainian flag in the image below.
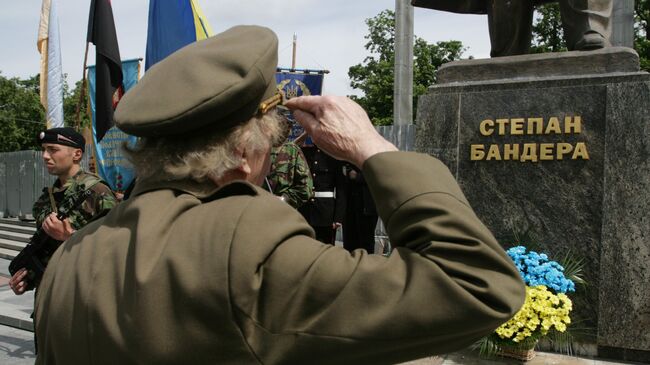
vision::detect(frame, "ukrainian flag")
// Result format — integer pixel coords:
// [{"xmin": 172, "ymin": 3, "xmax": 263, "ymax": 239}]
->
[{"xmin": 145, "ymin": 0, "xmax": 213, "ymax": 70}]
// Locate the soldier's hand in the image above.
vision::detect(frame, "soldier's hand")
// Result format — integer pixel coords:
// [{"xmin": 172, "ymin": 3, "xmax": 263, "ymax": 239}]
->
[
  {"xmin": 286, "ymin": 96, "xmax": 397, "ymax": 168},
  {"xmin": 9, "ymin": 268, "xmax": 28, "ymax": 295},
  {"xmin": 42, "ymin": 212, "xmax": 75, "ymax": 241}
]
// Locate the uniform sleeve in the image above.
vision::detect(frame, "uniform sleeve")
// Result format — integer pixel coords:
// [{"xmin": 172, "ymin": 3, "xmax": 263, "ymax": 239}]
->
[
  {"xmin": 32, "ymin": 189, "xmax": 52, "ymax": 229},
  {"xmin": 228, "ymin": 151, "xmax": 526, "ymax": 365},
  {"xmin": 86, "ymin": 183, "xmax": 117, "ymax": 222},
  {"xmin": 284, "ymin": 146, "xmax": 313, "ymax": 209}
]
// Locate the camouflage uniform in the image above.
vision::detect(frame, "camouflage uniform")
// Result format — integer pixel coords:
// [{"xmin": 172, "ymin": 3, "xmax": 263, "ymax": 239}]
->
[
  {"xmin": 265, "ymin": 141, "xmax": 313, "ymax": 209},
  {"xmin": 32, "ymin": 170, "xmax": 117, "ymax": 230}
]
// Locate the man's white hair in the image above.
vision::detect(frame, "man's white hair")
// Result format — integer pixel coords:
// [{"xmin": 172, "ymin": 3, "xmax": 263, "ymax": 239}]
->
[{"xmin": 125, "ymin": 111, "xmax": 285, "ymax": 182}]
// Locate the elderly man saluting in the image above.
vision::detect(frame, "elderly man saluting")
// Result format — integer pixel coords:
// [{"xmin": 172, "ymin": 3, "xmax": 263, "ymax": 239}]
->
[{"xmin": 34, "ymin": 26, "xmax": 525, "ymax": 364}]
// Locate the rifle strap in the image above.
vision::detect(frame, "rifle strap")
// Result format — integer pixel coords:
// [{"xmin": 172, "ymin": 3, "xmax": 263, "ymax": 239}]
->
[{"xmin": 47, "ymin": 187, "xmax": 58, "ymax": 214}]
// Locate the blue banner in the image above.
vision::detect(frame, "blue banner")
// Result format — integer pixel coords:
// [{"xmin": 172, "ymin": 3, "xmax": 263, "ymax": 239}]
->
[
  {"xmin": 88, "ymin": 59, "xmax": 140, "ymax": 192},
  {"xmin": 275, "ymin": 71, "xmax": 324, "ymax": 144}
]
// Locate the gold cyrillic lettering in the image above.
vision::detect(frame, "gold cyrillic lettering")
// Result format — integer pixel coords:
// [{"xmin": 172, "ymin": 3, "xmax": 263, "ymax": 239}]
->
[
  {"xmin": 556, "ymin": 143, "xmax": 573, "ymax": 160},
  {"xmin": 545, "ymin": 117, "xmax": 562, "ymax": 134},
  {"xmin": 495, "ymin": 119, "xmax": 509, "ymax": 136},
  {"xmin": 521, "ymin": 143, "xmax": 538, "ymax": 162},
  {"xmin": 565, "ymin": 116, "xmax": 582, "ymax": 134},
  {"xmin": 470, "ymin": 144, "xmax": 485, "ymax": 160},
  {"xmin": 480, "ymin": 119, "xmax": 495, "ymax": 136},
  {"xmin": 539, "ymin": 143, "xmax": 554, "ymax": 161},
  {"xmin": 503, "ymin": 144, "xmax": 520, "ymax": 161},
  {"xmin": 572, "ymin": 142, "xmax": 590, "ymax": 160},
  {"xmin": 527, "ymin": 118, "xmax": 544, "ymax": 134},
  {"xmin": 486, "ymin": 144, "xmax": 502, "ymax": 161},
  {"xmin": 510, "ymin": 118, "xmax": 525, "ymax": 135}
]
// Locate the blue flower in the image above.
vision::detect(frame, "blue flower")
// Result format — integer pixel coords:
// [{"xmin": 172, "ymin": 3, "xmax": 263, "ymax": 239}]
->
[{"xmin": 506, "ymin": 246, "xmax": 575, "ymax": 293}]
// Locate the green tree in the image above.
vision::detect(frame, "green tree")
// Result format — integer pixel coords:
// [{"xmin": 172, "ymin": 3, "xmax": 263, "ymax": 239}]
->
[
  {"xmin": 0, "ymin": 73, "xmax": 46, "ymax": 152},
  {"xmin": 63, "ymin": 78, "xmax": 91, "ymax": 129},
  {"xmin": 636, "ymin": 0, "xmax": 650, "ymax": 71},
  {"xmin": 348, "ymin": 10, "xmax": 465, "ymax": 125},
  {"xmin": 531, "ymin": 3, "xmax": 566, "ymax": 53}
]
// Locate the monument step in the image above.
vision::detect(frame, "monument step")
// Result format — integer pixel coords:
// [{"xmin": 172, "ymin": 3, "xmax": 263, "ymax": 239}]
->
[
  {"xmin": 0, "ymin": 238, "xmax": 26, "ymax": 252},
  {"xmin": 0, "ymin": 223, "xmax": 35, "ymax": 236},
  {"xmin": 0, "ymin": 231, "xmax": 30, "ymax": 244},
  {"xmin": 0, "ymin": 248, "xmax": 17, "ymax": 261},
  {"xmin": 0, "ymin": 218, "xmax": 35, "ymax": 229}
]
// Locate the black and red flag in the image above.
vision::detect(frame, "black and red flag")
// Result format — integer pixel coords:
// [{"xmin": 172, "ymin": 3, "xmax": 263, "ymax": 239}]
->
[{"xmin": 87, "ymin": 0, "xmax": 123, "ymax": 142}]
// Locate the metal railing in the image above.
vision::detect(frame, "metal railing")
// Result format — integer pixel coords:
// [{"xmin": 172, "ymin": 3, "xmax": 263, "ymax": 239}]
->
[
  {"xmin": 0, "ymin": 150, "xmax": 90, "ymax": 218},
  {"xmin": 1, "ymin": 126, "xmax": 416, "ymax": 220}
]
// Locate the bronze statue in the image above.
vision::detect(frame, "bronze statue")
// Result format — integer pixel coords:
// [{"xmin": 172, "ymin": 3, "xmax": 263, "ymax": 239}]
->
[{"xmin": 411, "ymin": 0, "xmax": 612, "ymax": 57}]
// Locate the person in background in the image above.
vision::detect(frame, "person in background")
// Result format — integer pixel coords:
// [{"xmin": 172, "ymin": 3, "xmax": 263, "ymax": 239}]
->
[
  {"xmin": 9, "ymin": 127, "xmax": 117, "ymax": 295},
  {"xmin": 33, "ymin": 25, "xmax": 525, "ymax": 365},
  {"xmin": 298, "ymin": 134, "xmax": 346, "ymax": 244},
  {"xmin": 342, "ymin": 162, "xmax": 378, "ymax": 254},
  {"xmin": 264, "ymin": 114, "xmax": 313, "ymax": 209}
]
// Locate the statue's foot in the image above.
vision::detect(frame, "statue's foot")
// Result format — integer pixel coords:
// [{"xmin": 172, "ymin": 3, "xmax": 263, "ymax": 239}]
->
[{"xmin": 574, "ymin": 32, "xmax": 610, "ymax": 51}]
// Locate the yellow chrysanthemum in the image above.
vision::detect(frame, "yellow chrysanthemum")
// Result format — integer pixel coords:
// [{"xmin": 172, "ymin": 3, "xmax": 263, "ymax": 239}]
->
[{"xmin": 495, "ymin": 285, "xmax": 574, "ymax": 342}]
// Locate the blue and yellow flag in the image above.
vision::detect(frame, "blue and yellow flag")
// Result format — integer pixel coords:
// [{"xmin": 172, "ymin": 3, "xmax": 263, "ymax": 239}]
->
[
  {"xmin": 145, "ymin": 0, "xmax": 212, "ymax": 70},
  {"xmin": 88, "ymin": 59, "xmax": 140, "ymax": 192}
]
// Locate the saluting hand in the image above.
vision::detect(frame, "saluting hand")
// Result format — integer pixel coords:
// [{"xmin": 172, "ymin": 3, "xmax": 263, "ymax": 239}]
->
[
  {"xmin": 285, "ymin": 96, "xmax": 397, "ymax": 168},
  {"xmin": 42, "ymin": 212, "xmax": 75, "ymax": 241}
]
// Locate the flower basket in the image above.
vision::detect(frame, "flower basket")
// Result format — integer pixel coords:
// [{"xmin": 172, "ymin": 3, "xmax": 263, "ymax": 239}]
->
[
  {"xmin": 496, "ymin": 340, "xmax": 538, "ymax": 361},
  {"xmin": 477, "ymin": 245, "xmax": 584, "ymax": 362}
]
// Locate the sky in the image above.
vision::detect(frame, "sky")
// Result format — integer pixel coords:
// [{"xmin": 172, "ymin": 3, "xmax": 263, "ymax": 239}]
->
[{"xmin": 0, "ymin": 1, "xmax": 491, "ymax": 97}]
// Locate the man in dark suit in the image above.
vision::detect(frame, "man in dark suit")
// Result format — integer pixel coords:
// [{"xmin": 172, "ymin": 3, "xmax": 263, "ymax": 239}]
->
[
  {"xmin": 298, "ymin": 144, "xmax": 346, "ymax": 244},
  {"xmin": 342, "ymin": 163, "xmax": 378, "ymax": 254},
  {"xmin": 412, "ymin": 0, "xmax": 612, "ymax": 57}
]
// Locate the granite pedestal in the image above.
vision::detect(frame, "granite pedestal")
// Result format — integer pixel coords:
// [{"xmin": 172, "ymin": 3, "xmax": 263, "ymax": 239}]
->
[{"xmin": 415, "ymin": 47, "xmax": 650, "ymax": 363}]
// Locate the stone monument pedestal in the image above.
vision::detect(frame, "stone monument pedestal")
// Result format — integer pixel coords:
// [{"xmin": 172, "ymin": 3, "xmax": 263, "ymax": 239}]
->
[{"xmin": 415, "ymin": 47, "xmax": 650, "ymax": 363}]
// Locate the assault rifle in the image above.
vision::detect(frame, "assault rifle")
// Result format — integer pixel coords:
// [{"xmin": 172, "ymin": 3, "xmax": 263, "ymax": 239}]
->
[{"xmin": 9, "ymin": 189, "xmax": 92, "ymax": 290}]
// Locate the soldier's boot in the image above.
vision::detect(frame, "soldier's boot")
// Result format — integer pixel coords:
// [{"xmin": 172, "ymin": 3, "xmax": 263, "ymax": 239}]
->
[
  {"xmin": 486, "ymin": 0, "xmax": 535, "ymax": 57},
  {"xmin": 559, "ymin": 0, "xmax": 612, "ymax": 51}
]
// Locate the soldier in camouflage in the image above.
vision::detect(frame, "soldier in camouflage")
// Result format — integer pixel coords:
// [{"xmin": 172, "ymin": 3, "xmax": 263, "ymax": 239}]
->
[
  {"xmin": 265, "ymin": 120, "xmax": 313, "ymax": 209},
  {"xmin": 9, "ymin": 127, "xmax": 117, "ymax": 295}
]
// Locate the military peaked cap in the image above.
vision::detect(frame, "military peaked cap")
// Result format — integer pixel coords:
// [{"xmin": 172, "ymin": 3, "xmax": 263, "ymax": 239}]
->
[
  {"xmin": 38, "ymin": 127, "xmax": 86, "ymax": 152},
  {"xmin": 115, "ymin": 25, "xmax": 281, "ymax": 137}
]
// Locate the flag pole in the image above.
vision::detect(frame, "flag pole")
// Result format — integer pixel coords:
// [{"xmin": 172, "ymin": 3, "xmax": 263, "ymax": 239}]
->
[
  {"xmin": 75, "ymin": 41, "xmax": 90, "ymax": 131},
  {"xmin": 291, "ymin": 34, "xmax": 297, "ymax": 70}
]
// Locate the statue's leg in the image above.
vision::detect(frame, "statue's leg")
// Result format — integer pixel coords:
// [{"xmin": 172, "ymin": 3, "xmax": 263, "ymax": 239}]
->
[
  {"xmin": 559, "ymin": 0, "xmax": 612, "ymax": 50},
  {"xmin": 487, "ymin": 0, "xmax": 535, "ymax": 57}
]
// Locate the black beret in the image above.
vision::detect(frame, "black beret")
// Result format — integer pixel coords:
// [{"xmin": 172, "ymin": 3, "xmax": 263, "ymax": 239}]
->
[
  {"xmin": 38, "ymin": 127, "xmax": 85, "ymax": 152},
  {"xmin": 115, "ymin": 25, "xmax": 281, "ymax": 137}
]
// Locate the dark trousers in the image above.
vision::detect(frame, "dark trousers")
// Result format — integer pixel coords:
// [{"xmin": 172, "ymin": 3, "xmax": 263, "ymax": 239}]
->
[
  {"xmin": 343, "ymin": 199, "xmax": 378, "ymax": 254},
  {"xmin": 313, "ymin": 226, "xmax": 336, "ymax": 245},
  {"xmin": 487, "ymin": 0, "xmax": 612, "ymax": 56}
]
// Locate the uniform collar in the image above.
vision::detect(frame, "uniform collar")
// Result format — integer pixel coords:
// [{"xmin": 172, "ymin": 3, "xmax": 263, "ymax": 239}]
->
[
  {"xmin": 53, "ymin": 169, "xmax": 86, "ymax": 192},
  {"xmin": 131, "ymin": 176, "xmax": 259, "ymax": 200}
]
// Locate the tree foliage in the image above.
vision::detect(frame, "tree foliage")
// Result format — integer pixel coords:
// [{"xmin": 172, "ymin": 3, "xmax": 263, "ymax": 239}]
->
[
  {"xmin": 64, "ymin": 79, "xmax": 91, "ymax": 129},
  {"xmin": 531, "ymin": 3, "xmax": 566, "ymax": 53},
  {"xmin": 635, "ymin": 0, "xmax": 650, "ymax": 71},
  {"xmin": 348, "ymin": 10, "xmax": 465, "ymax": 125},
  {"xmin": 0, "ymin": 72, "xmax": 91, "ymax": 152},
  {"xmin": 0, "ymin": 73, "xmax": 46, "ymax": 152}
]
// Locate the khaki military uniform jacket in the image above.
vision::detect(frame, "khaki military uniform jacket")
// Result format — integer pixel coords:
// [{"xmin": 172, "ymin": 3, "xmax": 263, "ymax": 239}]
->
[{"xmin": 35, "ymin": 152, "xmax": 525, "ymax": 365}]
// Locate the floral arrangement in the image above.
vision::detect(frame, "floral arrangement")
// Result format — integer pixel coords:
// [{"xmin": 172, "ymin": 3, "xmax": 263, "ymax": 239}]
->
[{"xmin": 477, "ymin": 245, "xmax": 582, "ymax": 360}]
